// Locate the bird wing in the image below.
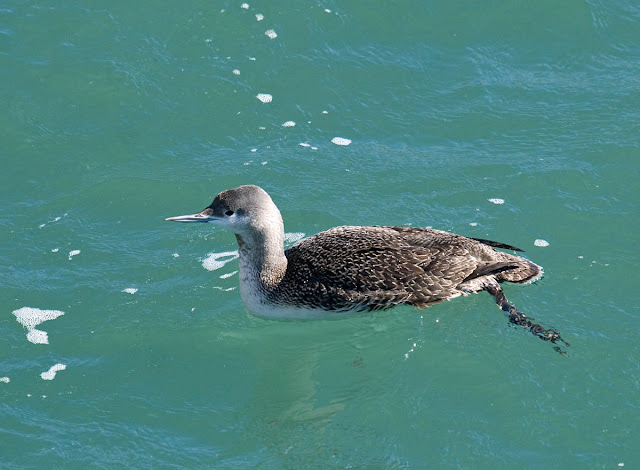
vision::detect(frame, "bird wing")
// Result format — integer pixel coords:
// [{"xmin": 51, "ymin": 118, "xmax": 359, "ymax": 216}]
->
[{"xmin": 283, "ymin": 226, "xmax": 483, "ymax": 310}]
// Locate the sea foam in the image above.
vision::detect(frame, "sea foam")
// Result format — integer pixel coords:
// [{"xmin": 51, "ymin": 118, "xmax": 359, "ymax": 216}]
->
[
  {"xmin": 202, "ymin": 251, "xmax": 239, "ymax": 271},
  {"xmin": 12, "ymin": 307, "xmax": 65, "ymax": 345},
  {"xmin": 41, "ymin": 363, "xmax": 66, "ymax": 381},
  {"xmin": 256, "ymin": 93, "xmax": 272, "ymax": 103},
  {"xmin": 331, "ymin": 137, "xmax": 351, "ymax": 146}
]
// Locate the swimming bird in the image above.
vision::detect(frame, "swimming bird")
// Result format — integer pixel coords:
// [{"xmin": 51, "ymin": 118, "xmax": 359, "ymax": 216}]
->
[{"xmin": 167, "ymin": 185, "xmax": 566, "ymax": 348}]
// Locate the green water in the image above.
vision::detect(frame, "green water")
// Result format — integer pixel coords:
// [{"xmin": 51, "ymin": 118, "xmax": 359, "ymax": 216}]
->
[{"xmin": 2, "ymin": 0, "xmax": 639, "ymax": 468}]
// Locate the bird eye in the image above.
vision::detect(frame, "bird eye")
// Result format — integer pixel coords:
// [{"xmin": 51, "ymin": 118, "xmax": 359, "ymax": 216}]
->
[{"xmin": 225, "ymin": 210, "xmax": 234, "ymax": 216}]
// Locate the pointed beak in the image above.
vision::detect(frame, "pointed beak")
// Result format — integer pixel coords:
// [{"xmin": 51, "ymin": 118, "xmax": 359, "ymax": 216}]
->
[{"xmin": 165, "ymin": 211, "xmax": 216, "ymax": 223}]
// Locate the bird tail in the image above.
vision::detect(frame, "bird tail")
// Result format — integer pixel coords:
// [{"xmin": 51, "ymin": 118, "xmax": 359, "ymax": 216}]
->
[{"xmin": 497, "ymin": 256, "xmax": 543, "ymax": 285}]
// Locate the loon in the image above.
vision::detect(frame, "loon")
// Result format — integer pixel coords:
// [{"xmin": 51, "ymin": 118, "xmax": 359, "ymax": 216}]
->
[{"xmin": 167, "ymin": 185, "xmax": 565, "ymax": 348}]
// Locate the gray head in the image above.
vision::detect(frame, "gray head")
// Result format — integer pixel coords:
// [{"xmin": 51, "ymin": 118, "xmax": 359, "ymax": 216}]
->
[{"xmin": 166, "ymin": 185, "xmax": 284, "ymax": 240}]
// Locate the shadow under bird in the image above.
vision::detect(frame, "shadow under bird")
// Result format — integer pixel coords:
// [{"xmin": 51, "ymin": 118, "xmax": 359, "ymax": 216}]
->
[{"xmin": 167, "ymin": 185, "xmax": 567, "ymax": 351}]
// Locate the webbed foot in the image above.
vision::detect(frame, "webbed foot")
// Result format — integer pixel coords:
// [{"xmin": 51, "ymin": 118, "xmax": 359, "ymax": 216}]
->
[{"xmin": 485, "ymin": 282, "xmax": 569, "ymax": 354}]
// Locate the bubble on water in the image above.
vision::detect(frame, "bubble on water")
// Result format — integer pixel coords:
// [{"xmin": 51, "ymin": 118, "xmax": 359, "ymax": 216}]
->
[
  {"xmin": 39, "ymin": 214, "xmax": 67, "ymax": 229},
  {"xmin": 256, "ymin": 93, "xmax": 272, "ymax": 103},
  {"xmin": 213, "ymin": 286, "xmax": 236, "ymax": 292},
  {"xmin": 331, "ymin": 137, "xmax": 351, "ymax": 146}
]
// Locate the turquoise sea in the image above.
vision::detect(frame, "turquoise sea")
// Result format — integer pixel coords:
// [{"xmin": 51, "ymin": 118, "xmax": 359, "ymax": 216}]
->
[{"xmin": 2, "ymin": 1, "xmax": 639, "ymax": 468}]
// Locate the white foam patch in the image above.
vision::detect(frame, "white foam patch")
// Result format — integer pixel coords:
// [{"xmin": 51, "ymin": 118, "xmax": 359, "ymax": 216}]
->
[
  {"xmin": 51, "ymin": 248, "xmax": 59, "ymax": 253},
  {"xmin": 27, "ymin": 329, "xmax": 50, "ymax": 344},
  {"xmin": 0, "ymin": 377, "xmax": 9, "ymax": 383},
  {"xmin": 265, "ymin": 29, "xmax": 277, "ymax": 39},
  {"xmin": 13, "ymin": 307, "xmax": 65, "ymax": 345},
  {"xmin": 331, "ymin": 137, "xmax": 351, "ymax": 146},
  {"xmin": 488, "ymin": 198, "xmax": 505, "ymax": 205},
  {"xmin": 534, "ymin": 239, "xmax": 550, "ymax": 247},
  {"xmin": 122, "ymin": 288, "xmax": 138, "ymax": 294},
  {"xmin": 40, "ymin": 363, "xmax": 66, "ymax": 381},
  {"xmin": 469, "ymin": 222, "xmax": 478, "ymax": 226},
  {"xmin": 299, "ymin": 142, "xmax": 311, "ymax": 147},
  {"xmin": 256, "ymin": 13, "xmax": 264, "ymax": 21},
  {"xmin": 232, "ymin": 69, "xmax": 240, "ymax": 75},
  {"xmin": 202, "ymin": 251, "xmax": 239, "ymax": 271},
  {"xmin": 68, "ymin": 249, "xmax": 81, "ymax": 260},
  {"xmin": 282, "ymin": 121, "xmax": 296, "ymax": 127},
  {"xmin": 284, "ymin": 232, "xmax": 305, "ymax": 244},
  {"xmin": 256, "ymin": 93, "xmax": 272, "ymax": 103},
  {"xmin": 220, "ymin": 271, "xmax": 238, "ymax": 279},
  {"xmin": 241, "ymin": 3, "xmax": 249, "ymax": 9}
]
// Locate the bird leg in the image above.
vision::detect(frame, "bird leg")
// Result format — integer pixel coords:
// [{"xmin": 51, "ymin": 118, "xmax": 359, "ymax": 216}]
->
[{"xmin": 484, "ymin": 282, "xmax": 569, "ymax": 353}]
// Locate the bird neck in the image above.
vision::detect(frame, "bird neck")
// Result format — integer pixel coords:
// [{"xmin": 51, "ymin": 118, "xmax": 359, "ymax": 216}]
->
[{"xmin": 235, "ymin": 218, "xmax": 287, "ymax": 290}]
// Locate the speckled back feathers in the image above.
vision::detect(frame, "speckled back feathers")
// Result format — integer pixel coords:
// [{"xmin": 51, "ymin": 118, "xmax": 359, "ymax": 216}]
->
[{"xmin": 267, "ymin": 225, "xmax": 542, "ymax": 311}]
